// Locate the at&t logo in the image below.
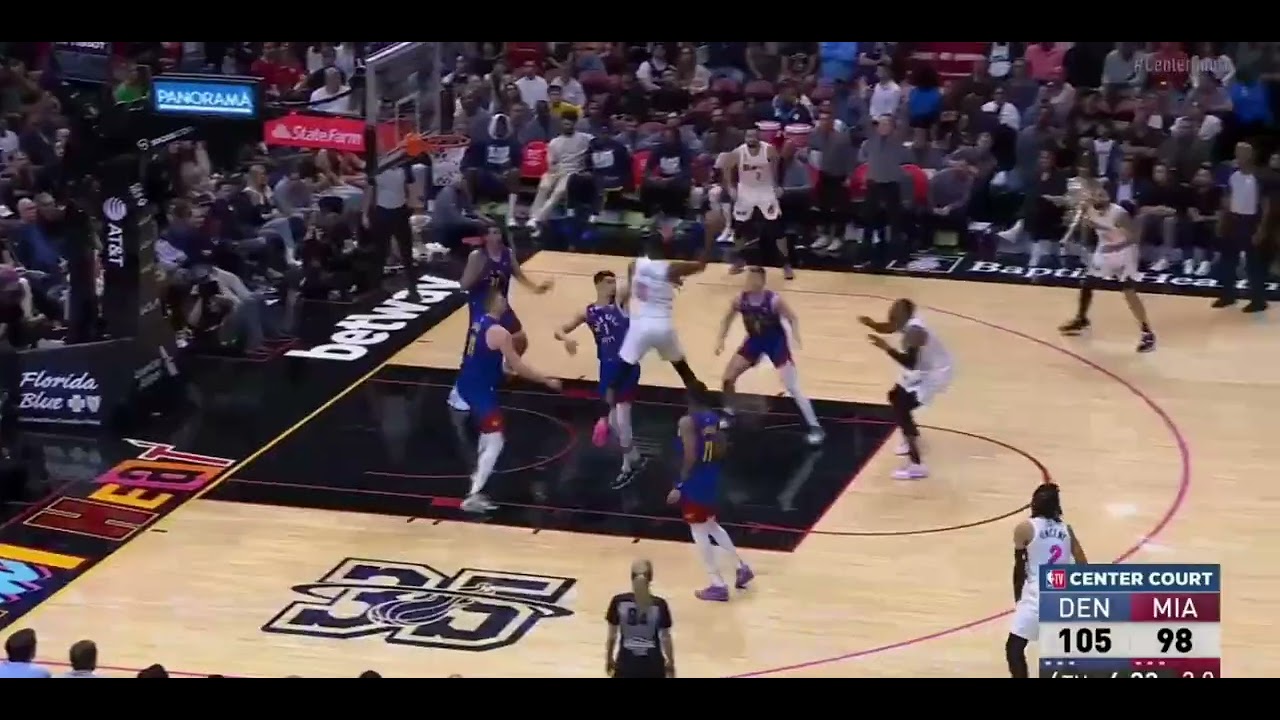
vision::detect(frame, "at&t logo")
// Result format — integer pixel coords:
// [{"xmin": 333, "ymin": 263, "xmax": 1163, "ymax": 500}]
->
[{"xmin": 102, "ymin": 197, "xmax": 127, "ymax": 222}]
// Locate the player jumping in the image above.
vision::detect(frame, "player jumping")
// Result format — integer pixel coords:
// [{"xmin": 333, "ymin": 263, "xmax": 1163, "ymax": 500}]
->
[
  {"xmin": 592, "ymin": 227, "xmax": 715, "ymax": 453},
  {"xmin": 714, "ymin": 266, "xmax": 823, "ymax": 445},
  {"xmin": 459, "ymin": 223, "xmax": 554, "ymax": 357},
  {"xmin": 859, "ymin": 299, "xmax": 953, "ymax": 480},
  {"xmin": 449, "ymin": 286, "xmax": 562, "ymax": 513},
  {"xmin": 667, "ymin": 382, "xmax": 754, "ymax": 602},
  {"xmin": 1007, "ymin": 482, "xmax": 1087, "ymax": 678},
  {"xmin": 554, "ymin": 270, "xmax": 643, "ymax": 487},
  {"xmin": 1057, "ymin": 185, "xmax": 1157, "ymax": 353}
]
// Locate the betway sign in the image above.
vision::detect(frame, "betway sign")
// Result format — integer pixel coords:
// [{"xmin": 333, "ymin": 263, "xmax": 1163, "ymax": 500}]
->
[{"xmin": 287, "ymin": 275, "xmax": 461, "ymax": 361}]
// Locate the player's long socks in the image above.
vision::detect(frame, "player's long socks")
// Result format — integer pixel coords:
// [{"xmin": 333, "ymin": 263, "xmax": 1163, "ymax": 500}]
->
[
  {"xmin": 705, "ymin": 522, "xmax": 747, "ymax": 571},
  {"xmin": 778, "ymin": 363, "xmax": 819, "ymax": 429},
  {"xmin": 470, "ymin": 432, "xmax": 505, "ymax": 496},
  {"xmin": 689, "ymin": 523, "xmax": 727, "ymax": 587},
  {"xmin": 1005, "ymin": 634, "xmax": 1029, "ymax": 678},
  {"xmin": 891, "ymin": 387, "xmax": 922, "ymax": 464},
  {"xmin": 615, "ymin": 402, "xmax": 638, "ymax": 470},
  {"xmin": 670, "ymin": 359, "xmax": 701, "ymax": 390},
  {"xmin": 1076, "ymin": 285, "xmax": 1094, "ymax": 320}
]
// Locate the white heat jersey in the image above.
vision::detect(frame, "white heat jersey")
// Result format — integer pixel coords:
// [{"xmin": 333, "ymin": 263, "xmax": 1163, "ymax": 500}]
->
[
  {"xmin": 629, "ymin": 257, "xmax": 676, "ymax": 320},
  {"xmin": 735, "ymin": 143, "xmax": 776, "ymax": 195},
  {"xmin": 898, "ymin": 314, "xmax": 953, "ymax": 406},
  {"xmin": 1095, "ymin": 203, "xmax": 1134, "ymax": 250},
  {"xmin": 903, "ymin": 315, "xmax": 951, "ymax": 373},
  {"xmin": 1022, "ymin": 516, "xmax": 1074, "ymax": 600}
]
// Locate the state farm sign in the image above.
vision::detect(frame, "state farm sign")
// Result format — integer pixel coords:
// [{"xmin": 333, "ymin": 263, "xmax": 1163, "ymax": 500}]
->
[{"xmin": 264, "ymin": 114, "xmax": 366, "ymax": 152}]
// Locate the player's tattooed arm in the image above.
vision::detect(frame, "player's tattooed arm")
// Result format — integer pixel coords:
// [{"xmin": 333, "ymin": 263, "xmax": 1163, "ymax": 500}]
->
[
  {"xmin": 554, "ymin": 310, "xmax": 587, "ymax": 355},
  {"xmin": 876, "ymin": 325, "xmax": 924, "ymax": 368},
  {"xmin": 1068, "ymin": 525, "xmax": 1088, "ymax": 565},
  {"xmin": 512, "ymin": 256, "xmax": 554, "ymax": 294},
  {"xmin": 1013, "ymin": 520, "xmax": 1033, "ymax": 602},
  {"xmin": 713, "ymin": 299, "xmax": 739, "ymax": 355},
  {"xmin": 677, "ymin": 415, "xmax": 697, "ymax": 486},
  {"xmin": 459, "ymin": 250, "xmax": 488, "ymax": 290}
]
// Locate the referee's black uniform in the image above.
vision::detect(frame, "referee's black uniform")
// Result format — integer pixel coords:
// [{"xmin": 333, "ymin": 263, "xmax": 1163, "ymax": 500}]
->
[{"xmin": 606, "ymin": 591, "xmax": 673, "ymax": 678}]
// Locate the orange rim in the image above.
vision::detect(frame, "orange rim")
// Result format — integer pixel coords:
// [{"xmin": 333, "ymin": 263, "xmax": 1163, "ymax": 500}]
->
[{"xmin": 403, "ymin": 133, "xmax": 469, "ymax": 157}]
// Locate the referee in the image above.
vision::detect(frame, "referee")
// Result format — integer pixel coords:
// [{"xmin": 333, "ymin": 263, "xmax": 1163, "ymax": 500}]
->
[
  {"xmin": 364, "ymin": 163, "xmax": 420, "ymax": 301},
  {"xmin": 605, "ymin": 559, "xmax": 674, "ymax": 678}
]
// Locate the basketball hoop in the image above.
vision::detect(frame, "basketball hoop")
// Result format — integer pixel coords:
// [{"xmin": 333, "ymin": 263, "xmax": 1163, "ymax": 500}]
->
[{"xmin": 402, "ymin": 132, "xmax": 469, "ymax": 159}]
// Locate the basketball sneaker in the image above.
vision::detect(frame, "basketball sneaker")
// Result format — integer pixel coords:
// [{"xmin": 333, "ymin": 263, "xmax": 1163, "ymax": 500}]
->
[
  {"xmin": 892, "ymin": 463, "xmax": 928, "ymax": 480},
  {"xmin": 735, "ymin": 565, "xmax": 755, "ymax": 590},
  {"xmin": 1137, "ymin": 331, "xmax": 1156, "ymax": 353},
  {"xmin": 695, "ymin": 585, "xmax": 730, "ymax": 602},
  {"xmin": 1058, "ymin": 317, "xmax": 1091, "ymax": 335}
]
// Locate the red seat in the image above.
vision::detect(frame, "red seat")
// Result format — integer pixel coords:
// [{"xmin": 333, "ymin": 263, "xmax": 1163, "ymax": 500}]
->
[
  {"xmin": 632, "ymin": 150, "xmax": 652, "ymax": 189},
  {"xmin": 849, "ymin": 163, "xmax": 868, "ymax": 200},
  {"xmin": 520, "ymin": 140, "xmax": 549, "ymax": 180},
  {"xmin": 903, "ymin": 164, "xmax": 929, "ymax": 205}
]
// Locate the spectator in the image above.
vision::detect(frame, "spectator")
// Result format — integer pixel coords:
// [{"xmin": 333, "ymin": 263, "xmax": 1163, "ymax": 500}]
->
[
  {"xmin": 250, "ymin": 43, "xmax": 306, "ymax": 99},
  {"xmin": 1184, "ymin": 164, "xmax": 1220, "ymax": 276},
  {"xmin": 61, "ymin": 639, "xmax": 101, "ymax": 678},
  {"xmin": 547, "ymin": 84, "xmax": 581, "ymax": 122},
  {"xmin": 185, "ymin": 268, "xmax": 264, "ymax": 354},
  {"xmin": 922, "ymin": 162, "xmax": 976, "ymax": 247},
  {"xmin": 309, "ymin": 67, "xmax": 353, "ymax": 115},
  {"xmin": 550, "ymin": 67, "xmax": 587, "ymax": 108},
  {"xmin": 113, "ymin": 62, "xmax": 148, "ymax": 104},
  {"xmin": 764, "ymin": 83, "xmax": 812, "ymax": 125},
  {"xmin": 1191, "ymin": 42, "xmax": 1234, "ymax": 89},
  {"xmin": 1135, "ymin": 162, "xmax": 1183, "ymax": 271},
  {"xmin": 364, "ymin": 162, "xmax": 419, "ymax": 299},
  {"xmin": 527, "ymin": 110, "xmax": 590, "ymax": 234},
  {"xmin": 705, "ymin": 42, "xmax": 749, "ymax": 84},
  {"xmin": 818, "ymin": 42, "xmax": 859, "ymax": 85},
  {"xmin": 137, "ymin": 664, "xmax": 170, "ymax": 678},
  {"xmin": 456, "ymin": 92, "xmax": 494, "ymax": 141},
  {"xmin": 808, "ymin": 109, "xmax": 857, "ymax": 254},
  {"xmin": 1158, "ymin": 118, "xmax": 1212, "ymax": 183},
  {"xmin": 427, "ymin": 177, "xmax": 487, "ymax": 252},
  {"xmin": 1024, "ymin": 42, "xmax": 1066, "ymax": 84},
  {"xmin": 907, "ymin": 65, "xmax": 943, "ymax": 129},
  {"xmin": 640, "ymin": 126, "xmax": 693, "ymax": 226},
  {"xmin": 637, "ymin": 45, "xmax": 669, "ymax": 92},
  {"xmin": 651, "ymin": 69, "xmax": 691, "ymax": 116},
  {"xmin": 585, "ymin": 127, "xmax": 632, "ymax": 221},
  {"xmin": 0, "ymin": 117, "xmax": 19, "ymax": 165},
  {"xmin": 860, "ymin": 115, "xmax": 909, "ymax": 265},
  {"xmin": 1005, "ymin": 59, "xmax": 1040, "ymax": 113},
  {"xmin": 674, "ymin": 47, "xmax": 710, "ymax": 95},
  {"xmin": 515, "ymin": 61, "xmax": 549, "ymax": 106},
  {"xmin": 0, "ymin": 628, "xmax": 50, "ymax": 678},
  {"xmin": 464, "ymin": 113, "xmax": 522, "ymax": 225},
  {"xmin": 869, "ymin": 64, "xmax": 903, "ymax": 121}
]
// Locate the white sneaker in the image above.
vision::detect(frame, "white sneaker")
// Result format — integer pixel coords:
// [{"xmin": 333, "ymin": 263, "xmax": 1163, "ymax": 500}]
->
[
  {"xmin": 506, "ymin": 214, "xmax": 519, "ymax": 228},
  {"xmin": 811, "ymin": 235, "xmax": 832, "ymax": 251},
  {"xmin": 1182, "ymin": 258, "xmax": 1195, "ymax": 275},
  {"xmin": 716, "ymin": 228, "xmax": 735, "ymax": 245},
  {"xmin": 805, "ymin": 427, "xmax": 825, "ymax": 446},
  {"xmin": 892, "ymin": 463, "xmax": 928, "ymax": 480},
  {"xmin": 461, "ymin": 493, "xmax": 498, "ymax": 513},
  {"xmin": 1196, "ymin": 260, "xmax": 1212, "ymax": 277},
  {"xmin": 823, "ymin": 238, "xmax": 844, "ymax": 254},
  {"xmin": 1150, "ymin": 258, "xmax": 1170, "ymax": 272}
]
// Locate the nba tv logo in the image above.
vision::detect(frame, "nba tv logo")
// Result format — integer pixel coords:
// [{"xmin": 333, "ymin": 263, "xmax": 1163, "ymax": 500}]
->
[{"xmin": 1048, "ymin": 569, "xmax": 1068, "ymax": 590}]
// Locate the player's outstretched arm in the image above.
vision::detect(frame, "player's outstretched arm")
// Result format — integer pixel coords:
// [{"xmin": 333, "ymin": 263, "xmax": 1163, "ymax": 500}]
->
[
  {"xmin": 1069, "ymin": 526, "xmax": 1088, "ymax": 565},
  {"xmin": 714, "ymin": 299, "xmax": 738, "ymax": 355},
  {"xmin": 554, "ymin": 310, "xmax": 587, "ymax": 355},
  {"xmin": 512, "ymin": 256, "xmax": 554, "ymax": 294},
  {"xmin": 1013, "ymin": 521, "xmax": 1032, "ymax": 602},
  {"xmin": 858, "ymin": 315, "xmax": 894, "ymax": 334},
  {"xmin": 490, "ymin": 326, "xmax": 561, "ymax": 390},
  {"xmin": 459, "ymin": 250, "xmax": 488, "ymax": 291}
]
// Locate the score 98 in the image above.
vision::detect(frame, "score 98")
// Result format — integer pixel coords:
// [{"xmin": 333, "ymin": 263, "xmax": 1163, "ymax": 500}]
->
[{"xmin": 1158, "ymin": 627, "xmax": 1194, "ymax": 654}]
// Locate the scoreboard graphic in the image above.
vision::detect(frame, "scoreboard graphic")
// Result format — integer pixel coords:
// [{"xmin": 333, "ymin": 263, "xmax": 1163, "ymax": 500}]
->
[{"xmin": 1039, "ymin": 564, "xmax": 1221, "ymax": 678}]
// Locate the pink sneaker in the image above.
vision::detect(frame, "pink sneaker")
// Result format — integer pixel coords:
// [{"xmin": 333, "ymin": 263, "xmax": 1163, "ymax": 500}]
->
[
  {"xmin": 695, "ymin": 584, "xmax": 730, "ymax": 602},
  {"xmin": 591, "ymin": 417, "xmax": 610, "ymax": 447}
]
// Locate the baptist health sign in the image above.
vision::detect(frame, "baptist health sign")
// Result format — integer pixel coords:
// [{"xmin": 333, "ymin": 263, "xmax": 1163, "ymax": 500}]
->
[{"xmin": 152, "ymin": 76, "xmax": 258, "ymax": 119}]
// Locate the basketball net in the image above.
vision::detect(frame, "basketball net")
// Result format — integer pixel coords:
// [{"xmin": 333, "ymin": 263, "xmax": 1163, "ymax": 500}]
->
[{"xmin": 404, "ymin": 133, "xmax": 469, "ymax": 188}]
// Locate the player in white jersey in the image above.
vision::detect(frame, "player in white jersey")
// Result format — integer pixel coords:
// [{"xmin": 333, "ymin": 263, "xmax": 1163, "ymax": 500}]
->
[
  {"xmin": 591, "ymin": 228, "xmax": 716, "ymax": 450},
  {"xmin": 724, "ymin": 128, "xmax": 794, "ymax": 279},
  {"xmin": 1058, "ymin": 185, "xmax": 1157, "ymax": 353},
  {"xmin": 1007, "ymin": 483, "xmax": 1088, "ymax": 678},
  {"xmin": 860, "ymin": 299, "xmax": 954, "ymax": 480}
]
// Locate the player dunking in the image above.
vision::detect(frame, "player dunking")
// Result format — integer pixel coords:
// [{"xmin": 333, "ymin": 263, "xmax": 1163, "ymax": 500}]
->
[
  {"xmin": 666, "ymin": 382, "xmax": 754, "ymax": 602},
  {"xmin": 459, "ymin": 224, "xmax": 554, "ymax": 356},
  {"xmin": 592, "ymin": 229, "xmax": 716, "ymax": 451},
  {"xmin": 1058, "ymin": 185, "xmax": 1157, "ymax": 353},
  {"xmin": 450, "ymin": 286, "xmax": 562, "ymax": 513},
  {"xmin": 725, "ymin": 128, "xmax": 794, "ymax": 279},
  {"xmin": 555, "ymin": 270, "xmax": 643, "ymax": 487},
  {"xmin": 714, "ymin": 266, "xmax": 823, "ymax": 445},
  {"xmin": 1007, "ymin": 483, "xmax": 1088, "ymax": 678},
  {"xmin": 860, "ymin": 299, "xmax": 953, "ymax": 480}
]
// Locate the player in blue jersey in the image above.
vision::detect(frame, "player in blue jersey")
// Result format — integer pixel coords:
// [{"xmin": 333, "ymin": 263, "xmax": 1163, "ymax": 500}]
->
[
  {"xmin": 554, "ymin": 270, "xmax": 643, "ymax": 487},
  {"xmin": 714, "ymin": 266, "xmax": 824, "ymax": 446},
  {"xmin": 449, "ymin": 285, "xmax": 563, "ymax": 513},
  {"xmin": 459, "ymin": 224, "xmax": 554, "ymax": 357},
  {"xmin": 666, "ymin": 383, "xmax": 754, "ymax": 602}
]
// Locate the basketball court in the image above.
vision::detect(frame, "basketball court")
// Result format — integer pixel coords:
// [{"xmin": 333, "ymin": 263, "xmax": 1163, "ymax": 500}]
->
[{"xmin": 8, "ymin": 250, "xmax": 1277, "ymax": 677}]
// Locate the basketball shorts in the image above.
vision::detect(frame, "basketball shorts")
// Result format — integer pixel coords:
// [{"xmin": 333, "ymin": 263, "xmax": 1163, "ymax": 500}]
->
[
  {"xmin": 619, "ymin": 317, "xmax": 684, "ymax": 364},
  {"xmin": 1009, "ymin": 594, "xmax": 1040, "ymax": 641},
  {"xmin": 1088, "ymin": 244, "xmax": 1140, "ymax": 283},
  {"xmin": 599, "ymin": 358, "xmax": 640, "ymax": 403},
  {"xmin": 468, "ymin": 301, "xmax": 523, "ymax": 334},
  {"xmin": 733, "ymin": 196, "xmax": 780, "ymax": 240},
  {"xmin": 738, "ymin": 333, "xmax": 790, "ymax": 367},
  {"xmin": 448, "ymin": 384, "xmax": 504, "ymax": 433},
  {"xmin": 897, "ymin": 366, "xmax": 953, "ymax": 407},
  {"xmin": 681, "ymin": 499, "xmax": 718, "ymax": 524}
]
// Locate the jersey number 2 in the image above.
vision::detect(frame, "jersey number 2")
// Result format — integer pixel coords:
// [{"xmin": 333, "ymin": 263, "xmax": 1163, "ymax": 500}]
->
[{"xmin": 1047, "ymin": 545, "xmax": 1063, "ymax": 564}]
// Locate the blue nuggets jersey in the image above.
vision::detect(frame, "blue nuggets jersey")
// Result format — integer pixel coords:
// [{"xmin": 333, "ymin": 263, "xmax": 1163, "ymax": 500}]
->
[
  {"xmin": 585, "ymin": 302, "xmax": 628, "ymax": 362},
  {"xmin": 468, "ymin": 248, "xmax": 513, "ymax": 315},
  {"xmin": 678, "ymin": 410, "xmax": 723, "ymax": 505},
  {"xmin": 457, "ymin": 314, "xmax": 505, "ymax": 393},
  {"xmin": 737, "ymin": 290, "xmax": 791, "ymax": 367}
]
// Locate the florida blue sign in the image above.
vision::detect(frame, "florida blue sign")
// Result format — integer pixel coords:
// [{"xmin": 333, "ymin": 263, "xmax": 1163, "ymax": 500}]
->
[{"xmin": 152, "ymin": 75, "xmax": 259, "ymax": 119}]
